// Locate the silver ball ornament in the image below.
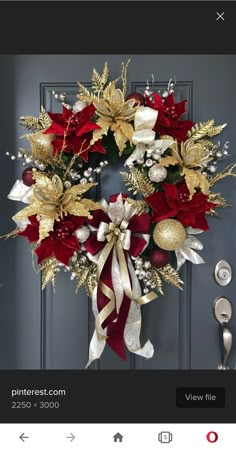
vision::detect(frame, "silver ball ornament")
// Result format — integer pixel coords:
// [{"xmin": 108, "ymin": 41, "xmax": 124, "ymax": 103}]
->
[
  {"xmin": 64, "ymin": 180, "xmax": 72, "ymax": 189},
  {"xmin": 72, "ymin": 100, "xmax": 87, "ymax": 113},
  {"xmin": 145, "ymin": 159, "xmax": 153, "ymax": 167},
  {"xmin": 137, "ymin": 158, "xmax": 144, "ymax": 165},
  {"xmin": 148, "ymin": 164, "xmax": 167, "ymax": 183}
]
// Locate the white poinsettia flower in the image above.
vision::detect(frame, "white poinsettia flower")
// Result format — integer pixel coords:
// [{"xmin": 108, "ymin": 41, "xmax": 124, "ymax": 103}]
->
[{"xmin": 175, "ymin": 227, "xmax": 205, "ymax": 270}]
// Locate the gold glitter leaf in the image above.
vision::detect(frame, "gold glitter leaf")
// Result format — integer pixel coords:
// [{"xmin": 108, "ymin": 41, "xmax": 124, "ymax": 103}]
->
[
  {"xmin": 85, "ymin": 263, "xmax": 97, "ymax": 297},
  {"xmin": 77, "ymin": 83, "xmax": 92, "ymax": 103},
  {"xmin": 75, "ymin": 266, "xmax": 90, "ymax": 292},
  {"xmin": 41, "ymin": 257, "xmax": 58, "ymax": 290},
  {"xmin": 19, "ymin": 115, "xmax": 42, "ymax": 132},
  {"xmin": 120, "ymin": 168, "xmax": 155, "ymax": 196},
  {"xmin": 149, "ymin": 267, "xmax": 163, "ymax": 295},
  {"xmin": 92, "ymin": 62, "xmax": 109, "ymax": 94},
  {"xmin": 74, "ymin": 261, "xmax": 97, "ymax": 295},
  {"xmin": 19, "ymin": 107, "xmax": 52, "ymax": 132},
  {"xmin": 208, "ymin": 192, "xmax": 231, "ymax": 209},
  {"xmin": 38, "ymin": 106, "xmax": 52, "ymax": 129},
  {"xmin": 187, "ymin": 120, "xmax": 227, "ymax": 142},
  {"xmin": 207, "ymin": 123, "xmax": 227, "ymax": 137},
  {"xmin": 158, "ymin": 264, "xmax": 184, "ymax": 290},
  {"xmin": 187, "ymin": 120, "xmax": 215, "ymax": 141}
]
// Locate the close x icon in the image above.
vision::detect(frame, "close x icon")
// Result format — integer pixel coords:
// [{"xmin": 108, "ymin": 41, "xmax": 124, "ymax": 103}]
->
[{"xmin": 216, "ymin": 11, "xmax": 225, "ymax": 21}]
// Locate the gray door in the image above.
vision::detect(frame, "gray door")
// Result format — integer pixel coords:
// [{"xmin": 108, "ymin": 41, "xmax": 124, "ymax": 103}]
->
[{"xmin": 1, "ymin": 55, "xmax": 236, "ymax": 370}]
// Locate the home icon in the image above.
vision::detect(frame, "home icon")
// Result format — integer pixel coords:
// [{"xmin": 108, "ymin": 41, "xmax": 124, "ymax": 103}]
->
[{"xmin": 113, "ymin": 432, "xmax": 124, "ymax": 443}]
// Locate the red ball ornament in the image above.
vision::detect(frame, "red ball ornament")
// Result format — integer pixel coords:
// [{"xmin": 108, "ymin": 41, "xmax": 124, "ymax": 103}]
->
[
  {"xmin": 149, "ymin": 247, "xmax": 170, "ymax": 268},
  {"xmin": 126, "ymin": 92, "xmax": 145, "ymax": 107},
  {"xmin": 22, "ymin": 167, "xmax": 35, "ymax": 187}
]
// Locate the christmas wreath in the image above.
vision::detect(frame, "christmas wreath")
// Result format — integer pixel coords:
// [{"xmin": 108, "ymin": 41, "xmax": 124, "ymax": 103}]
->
[{"xmin": 3, "ymin": 61, "xmax": 236, "ymax": 366}]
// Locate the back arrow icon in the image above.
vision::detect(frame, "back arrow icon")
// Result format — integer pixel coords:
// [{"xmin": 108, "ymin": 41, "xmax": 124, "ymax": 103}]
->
[
  {"xmin": 66, "ymin": 433, "xmax": 75, "ymax": 442},
  {"xmin": 19, "ymin": 433, "xmax": 29, "ymax": 442}
]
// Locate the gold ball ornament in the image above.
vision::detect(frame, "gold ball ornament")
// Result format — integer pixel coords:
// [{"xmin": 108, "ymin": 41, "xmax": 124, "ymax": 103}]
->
[{"xmin": 153, "ymin": 219, "xmax": 186, "ymax": 251}]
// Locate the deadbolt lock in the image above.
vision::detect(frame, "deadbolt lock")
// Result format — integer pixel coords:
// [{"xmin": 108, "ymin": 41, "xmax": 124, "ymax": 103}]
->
[{"xmin": 214, "ymin": 260, "xmax": 232, "ymax": 286}]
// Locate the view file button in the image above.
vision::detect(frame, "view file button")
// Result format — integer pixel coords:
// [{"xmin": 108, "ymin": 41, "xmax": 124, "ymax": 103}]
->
[{"xmin": 176, "ymin": 388, "xmax": 225, "ymax": 408}]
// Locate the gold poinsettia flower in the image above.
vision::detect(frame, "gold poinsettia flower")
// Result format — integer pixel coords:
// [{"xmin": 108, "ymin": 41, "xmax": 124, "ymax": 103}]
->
[
  {"xmin": 92, "ymin": 89, "xmax": 136, "ymax": 155},
  {"xmin": 13, "ymin": 171, "xmax": 100, "ymax": 241},
  {"xmin": 78, "ymin": 61, "xmax": 137, "ymax": 155},
  {"xmin": 159, "ymin": 139, "xmax": 213, "ymax": 198}
]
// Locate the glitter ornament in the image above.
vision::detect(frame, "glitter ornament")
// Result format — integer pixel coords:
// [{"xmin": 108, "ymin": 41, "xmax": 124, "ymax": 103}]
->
[
  {"xmin": 153, "ymin": 219, "xmax": 186, "ymax": 251},
  {"xmin": 148, "ymin": 164, "xmax": 167, "ymax": 183},
  {"xmin": 75, "ymin": 225, "xmax": 90, "ymax": 243},
  {"xmin": 125, "ymin": 92, "xmax": 145, "ymax": 107},
  {"xmin": 149, "ymin": 248, "xmax": 170, "ymax": 268},
  {"xmin": 22, "ymin": 167, "xmax": 36, "ymax": 187}
]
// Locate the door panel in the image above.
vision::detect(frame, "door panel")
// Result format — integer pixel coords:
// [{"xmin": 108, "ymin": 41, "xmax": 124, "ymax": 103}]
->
[{"xmin": 1, "ymin": 55, "xmax": 236, "ymax": 369}]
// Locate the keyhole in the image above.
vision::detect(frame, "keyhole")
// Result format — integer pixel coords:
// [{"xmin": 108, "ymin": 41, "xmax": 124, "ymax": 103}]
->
[{"xmin": 214, "ymin": 260, "xmax": 232, "ymax": 286}]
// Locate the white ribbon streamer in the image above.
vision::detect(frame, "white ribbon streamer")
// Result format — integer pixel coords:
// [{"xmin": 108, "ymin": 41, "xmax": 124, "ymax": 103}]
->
[{"xmin": 124, "ymin": 256, "xmax": 154, "ymax": 358}]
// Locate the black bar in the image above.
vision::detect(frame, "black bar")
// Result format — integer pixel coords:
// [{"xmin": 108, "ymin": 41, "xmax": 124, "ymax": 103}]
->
[
  {"xmin": 0, "ymin": 2, "xmax": 235, "ymax": 54},
  {"xmin": 0, "ymin": 370, "xmax": 235, "ymax": 423}
]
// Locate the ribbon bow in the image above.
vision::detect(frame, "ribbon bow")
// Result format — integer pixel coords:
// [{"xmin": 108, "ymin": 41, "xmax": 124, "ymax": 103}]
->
[
  {"xmin": 125, "ymin": 106, "xmax": 174, "ymax": 166},
  {"xmin": 98, "ymin": 220, "xmax": 131, "ymax": 248},
  {"xmin": 85, "ymin": 194, "xmax": 157, "ymax": 367}
]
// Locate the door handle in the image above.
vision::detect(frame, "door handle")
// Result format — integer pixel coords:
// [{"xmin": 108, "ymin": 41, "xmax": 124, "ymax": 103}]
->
[
  {"xmin": 220, "ymin": 325, "xmax": 232, "ymax": 370},
  {"xmin": 213, "ymin": 296, "xmax": 233, "ymax": 370}
]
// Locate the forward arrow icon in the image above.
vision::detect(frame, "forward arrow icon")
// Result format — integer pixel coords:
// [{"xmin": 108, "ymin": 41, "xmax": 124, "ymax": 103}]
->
[{"xmin": 66, "ymin": 432, "xmax": 75, "ymax": 442}]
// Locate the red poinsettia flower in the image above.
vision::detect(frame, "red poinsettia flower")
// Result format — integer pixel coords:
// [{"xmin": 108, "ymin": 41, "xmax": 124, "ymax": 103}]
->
[
  {"xmin": 145, "ymin": 92, "xmax": 195, "ymax": 142},
  {"xmin": 145, "ymin": 181, "xmax": 216, "ymax": 230},
  {"xmin": 43, "ymin": 104, "xmax": 105, "ymax": 161},
  {"xmin": 19, "ymin": 214, "xmax": 86, "ymax": 265}
]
